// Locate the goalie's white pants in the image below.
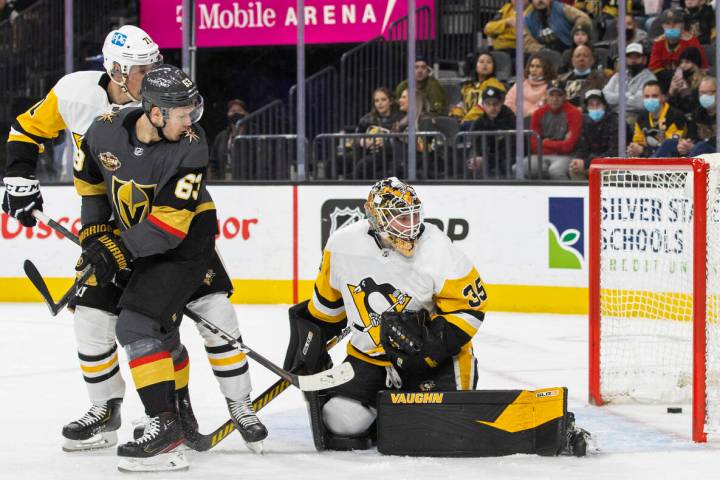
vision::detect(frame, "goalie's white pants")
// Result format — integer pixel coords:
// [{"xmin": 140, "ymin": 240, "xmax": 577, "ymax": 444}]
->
[
  {"xmin": 73, "ymin": 293, "xmax": 251, "ymax": 405},
  {"xmin": 322, "ymin": 396, "xmax": 377, "ymax": 437},
  {"xmin": 186, "ymin": 292, "xmax": 252, "ymax": 401}
]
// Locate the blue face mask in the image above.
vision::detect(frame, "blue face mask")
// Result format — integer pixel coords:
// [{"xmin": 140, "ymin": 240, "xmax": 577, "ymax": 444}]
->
[
  {"xmin": 588, "ymin": 108, "xmax": 605, "ymax": 121},
  {"xmin": 699, "ymin": 94, "xmax": 716, "ymax": 109},
  {"xmin": 574, "ymin": 68, "xmax": 591, "ymax": 76},
  {"xmin": 664, "ymin": 28, "xmax": 681, "ymax": 40},
  {"xmin": 643, "ymin": 98, "xmax": 661, "ymax": 113}
]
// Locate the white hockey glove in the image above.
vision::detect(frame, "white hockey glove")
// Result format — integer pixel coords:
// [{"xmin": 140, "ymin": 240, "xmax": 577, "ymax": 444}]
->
[{"xmin": 2, "ymin": 176, "xmax": 43, "ymax": 227}]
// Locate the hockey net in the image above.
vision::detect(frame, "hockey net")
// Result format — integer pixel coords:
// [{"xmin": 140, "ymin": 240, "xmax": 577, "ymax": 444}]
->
[{"xmin": 588, "ymin": 157, "xmax": 720, "ymax": 442}]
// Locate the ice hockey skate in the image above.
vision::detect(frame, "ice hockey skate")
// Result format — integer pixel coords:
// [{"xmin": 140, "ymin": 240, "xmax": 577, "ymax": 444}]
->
[
  {"xmin": 227, "ymin": 395, "xmax": 268, "ymax": 453},
  {"xmin": 61, "ymin": 398, "xmax": 122, "ymax": 452},
  {"xmin": 117, "ymin": 412, "xmax": 188, "ymax": 473}
]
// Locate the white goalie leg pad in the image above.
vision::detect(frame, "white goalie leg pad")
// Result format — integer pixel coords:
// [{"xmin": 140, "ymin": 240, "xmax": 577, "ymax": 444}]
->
[
  {"xmin": 74, "ymin": 306, "xmax": 125, "ymax": 403},
  {"xmin": 62, "ymin": 431, "xmax": 117, "ymax": 452},
  {"xmin": 322, "ymin": 396, "xmax": 377, "ymax": 436},
  {"xmin": 117, "ymin": 451, "xmax": 189, "ymax": 473},
  {"xmin": 186, "ymin": 293, "xmax": 251, "ymax": 399}
]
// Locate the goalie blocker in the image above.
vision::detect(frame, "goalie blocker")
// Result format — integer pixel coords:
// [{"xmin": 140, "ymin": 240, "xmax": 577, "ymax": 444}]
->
[{"xmin": 377, "ymin": 387, "xmax": 589, "ymax": 457}]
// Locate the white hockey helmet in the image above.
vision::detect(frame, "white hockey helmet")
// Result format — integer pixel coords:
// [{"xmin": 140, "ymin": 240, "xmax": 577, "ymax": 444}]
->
[{"xmin": 102, "ymin": 25, "xmax": 162, "ymax": 78}]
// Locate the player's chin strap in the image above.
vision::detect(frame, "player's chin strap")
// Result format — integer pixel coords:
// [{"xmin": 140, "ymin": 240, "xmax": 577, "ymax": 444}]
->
[{"xmin": 385, "ymin": 364, "xmax": 402, "ymax": 389}]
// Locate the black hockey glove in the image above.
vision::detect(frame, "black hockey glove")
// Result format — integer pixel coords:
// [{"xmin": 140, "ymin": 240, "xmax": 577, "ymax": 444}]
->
[
  {"xmin": 78, "ymin": 223, "xmax": 115, "ymax": 247},
  {"xmin": 380, "ymin": 310, "xmax": 452, "ymax": 371},
  {"xmin": 75, "ymin": 234, "xmax": 133, "ymax": 287},
  {"xmin": 2, "ymin": 176, "xmax": 43, "ymax": 227}
]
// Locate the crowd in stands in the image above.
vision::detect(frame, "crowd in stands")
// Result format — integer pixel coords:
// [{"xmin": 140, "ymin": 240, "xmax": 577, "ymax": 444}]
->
[{"xmin": 220, "ymin": 0, "xmax": 712, "ymax": 181}]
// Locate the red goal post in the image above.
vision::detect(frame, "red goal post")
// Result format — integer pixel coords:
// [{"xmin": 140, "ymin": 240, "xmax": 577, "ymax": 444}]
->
[{"xmin": 588, "ymin": 157, "xmax": 720, "ymax": 443}]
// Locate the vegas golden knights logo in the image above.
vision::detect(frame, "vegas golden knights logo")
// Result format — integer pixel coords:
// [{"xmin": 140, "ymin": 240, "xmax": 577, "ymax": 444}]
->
[
  {"xmin": 348, "ymin": 278, "xmax": 412, "ymax": 346},
  {"xmin": 112, "ymin": 177, "xmax": 156, "ymax": 228}
]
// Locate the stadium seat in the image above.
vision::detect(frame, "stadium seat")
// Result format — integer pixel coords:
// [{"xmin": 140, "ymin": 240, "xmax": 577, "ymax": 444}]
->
[
  {"xmin": 601, "ymin": 19, "xmax": 617, "ymax": 42},
  {"xmin": 438, "ymin": 78, "xmax": 464, "ymax": 108},
  {"xmin": 594, "ymin": 47, "xmax": 610, "ymax": 70},
  {"xmin": 489, "ymin": 51, "xmax": 513, "ymax": 82},
  {"xmin": 703, "ymin": 44, "xmax": 716, "ymax": 71}
]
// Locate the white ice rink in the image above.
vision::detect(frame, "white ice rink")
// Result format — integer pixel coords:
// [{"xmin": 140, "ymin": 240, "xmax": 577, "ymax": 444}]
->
[{"xmin": 2, "ymin": 304, "xmax": 719, "ymax": 479}]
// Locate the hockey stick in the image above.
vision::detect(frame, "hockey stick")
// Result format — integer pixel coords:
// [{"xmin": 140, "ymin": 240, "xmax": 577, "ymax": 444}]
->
[
  {"xmin": 188, "ymin": 325, "xmax": 351, "ymax": 451},
  {"xmin": 24, "ymin": 259, "xmax": 93, "ymax": 316},
  {"xmin": 182, "ymin": 308, "xmax": 354, "ymax": 392}
]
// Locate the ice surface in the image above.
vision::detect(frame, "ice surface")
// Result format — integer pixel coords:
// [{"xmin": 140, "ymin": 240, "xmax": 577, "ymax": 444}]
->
[{"xmin": 1, "ymin": 305, "xmax": 719, "ymax": 479}]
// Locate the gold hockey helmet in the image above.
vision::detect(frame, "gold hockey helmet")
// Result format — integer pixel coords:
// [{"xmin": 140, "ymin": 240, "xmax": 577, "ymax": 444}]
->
[{"xmin": 365, "ymin": 177, "xmax": 424, "ymax": 257}]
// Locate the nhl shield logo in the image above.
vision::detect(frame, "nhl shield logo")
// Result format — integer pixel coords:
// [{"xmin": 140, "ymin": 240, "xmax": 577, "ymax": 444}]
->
[
  {"xmin": 320, "ymin": 199, "xmax": 366, "ymax": 249},
  {"xmin": 99, "ymin": 152, "xmax": 121, "ymax": 172}
]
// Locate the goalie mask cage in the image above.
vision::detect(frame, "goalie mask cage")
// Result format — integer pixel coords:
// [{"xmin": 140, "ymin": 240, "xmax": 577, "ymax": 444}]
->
[{"xmin": 589, "ymin": 157, "xmax": 720, "ymax": 443}]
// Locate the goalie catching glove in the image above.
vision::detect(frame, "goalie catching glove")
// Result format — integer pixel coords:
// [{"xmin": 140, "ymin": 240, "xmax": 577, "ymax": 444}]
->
[
  {"xmin": 2, "ymin": 176, "xmax": 43, "ymax": 227},
  {"xmin": 380, "ymin": 310, "xmax": 468, "ymax": 371},
  {"xmin": 75, "ymin": 231, "xmax": 133, "ymax": 287}
]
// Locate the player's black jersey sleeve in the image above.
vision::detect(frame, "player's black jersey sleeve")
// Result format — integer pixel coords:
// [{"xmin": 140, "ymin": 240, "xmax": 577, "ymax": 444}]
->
[{"xmin": 75, "ymin": 135, "xmax": 112, "ymax": 226}]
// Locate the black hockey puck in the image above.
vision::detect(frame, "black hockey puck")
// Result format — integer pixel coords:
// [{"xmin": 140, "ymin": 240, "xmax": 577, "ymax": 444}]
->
[{"xmin": 667, "ymin": 407, "xmax": 683, "ymax": 414}]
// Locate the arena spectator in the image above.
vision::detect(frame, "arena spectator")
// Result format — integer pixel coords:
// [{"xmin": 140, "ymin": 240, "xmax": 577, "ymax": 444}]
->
[
  {"xmin": 667, "ymin": 46, "xmax": 704, "ymax": 115},
  {"xmin": 561, "ymin": 23, "xmax": 592, "ymax": 72},
  {"xmin": 648, "ymin": 8, "xmax": 708, "ymax": 91},
  {"xmin": 466, "ymin": 86, "xmax": 518, "ymax": 177},
  {"xmin": 484, "ymin": 0, "xmax": 528, "ymax": 58},
  {"xmin": 560, "ymin": 45, "xmax": 610, "ymax": 107},
  {"xmin": 608, "ymin": 15, "xmax": 648, "ymax": 62},
  {"xmin": 626, "ymin": 79, "xmax": 686, "ymax": 157},
  {"xmin": 355, "ymin": 87, "xmax": 403, "ymax": 153},
  {"xmin": 524, "ymin": 0, "xmax": 591, "ymax": 53},
  {"xmin": 450, "ymin": 52, "xmax": 506, "ymax": 125},
  {"xmin": 683, "ymin": 0, "xmax": 714, "ymax": 45},
  {"xmin": 395, "ymin": 53, "xmax": 447, "ymax": 116},
  {"xmin": 655, "ymin": 76, "xmax": 717, "ymax": 157},
  {"xmin": 569, "ymin": 90, "xmax": 625, "ymax": 179},
  {"xmin": 526, "ymin": 80, "xmax": 584, "ymax": 179},
  {"xmin": 574, "ymin": 0, "xmax": 630, "ymax": 19},
  {"xmin": 209, "ymin": 99, "xmax": 248, "ymax": 179},
  {"xmin": 505, "ymin": 53, "xmax": 556, "ymax": 118},
  {"xmin": 603, "ymin": 43, "xmax": 657, "ymax": 121}
]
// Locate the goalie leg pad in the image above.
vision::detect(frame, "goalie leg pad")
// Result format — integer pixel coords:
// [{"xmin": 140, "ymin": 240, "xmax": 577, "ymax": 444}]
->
[
  {"xmin": 306, "ymin": 392, "xmax": 374, "ymax": 451},
  {"xmin": 323, "ymin": 396, "xmax": 377, "ymax": 437},
  {"xmin": 377, "ymin": 387, "xmax": 573, "ymax": 457}
]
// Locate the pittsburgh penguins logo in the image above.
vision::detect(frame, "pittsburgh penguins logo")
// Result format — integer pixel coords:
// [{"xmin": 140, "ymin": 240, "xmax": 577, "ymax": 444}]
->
[
  {"xmin": 348, "ymin": 278, "xmax": 411, "ymax": 346},
  {"xmin": 112, "ymin": 177, "xmax": 156, "ymax": 229}
]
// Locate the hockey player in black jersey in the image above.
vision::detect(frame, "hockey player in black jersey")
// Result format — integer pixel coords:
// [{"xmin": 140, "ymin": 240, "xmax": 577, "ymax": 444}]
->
[{"xmin": 74, "ymin": 65, "xmax": 266, "ymax": 471}]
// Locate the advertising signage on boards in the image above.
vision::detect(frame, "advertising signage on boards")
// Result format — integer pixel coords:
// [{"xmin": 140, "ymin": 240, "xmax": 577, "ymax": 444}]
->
[{"xmin": 141, "ymin": 0, "xmax": 435, "ymax": 48}]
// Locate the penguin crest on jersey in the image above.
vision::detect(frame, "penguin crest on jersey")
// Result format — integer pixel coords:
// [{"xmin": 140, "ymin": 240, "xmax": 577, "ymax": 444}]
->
[
  {"xmin": 348, "ymin": 278, "xmax": 412, "ymax": 346},
  {"xmin": 111, "ymin": 177, "xmax": 156, "ymax": 228}
]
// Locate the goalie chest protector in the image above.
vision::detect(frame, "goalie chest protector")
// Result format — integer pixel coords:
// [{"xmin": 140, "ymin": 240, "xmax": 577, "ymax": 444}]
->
[{"xmin": 376, "ymin": 388, "xmax": 568, "ymax": 457}]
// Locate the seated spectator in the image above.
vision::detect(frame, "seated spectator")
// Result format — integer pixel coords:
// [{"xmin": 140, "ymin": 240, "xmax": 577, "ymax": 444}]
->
[
  {"xmin": 526, "ymin": 80, "xmax": 584, "ymax": 179},
  {"xmin": 574, "ymin": 0, "xmax": 631, "ymax": 19},
  {"xmin": 684, "ymin": 0, "xmax": 714, "ymax": 45},
  {"xmin": 466, "ymin": 86, "xmax": 518, "ymax": 177},
  {"xmin": 209, "ymin": 99, "xmax": 248, "ymax": 180},
  {"xmin": 608, "ymin": 14, "xmax": 648, "ymax": 62},
  {"xmin": 505, "ymin": 53, "xmax": 556, "ymax": 118},
  {"xmin": 395, "ymin": 53, "xmax": 447, "ymax": 116},
  {"xmin": 603, "ymin": 43, "xmax": 657, "ymax": 122},
  {"xmin": 667, "ymin": 46, "xmax": 704, "ymax": 115},
  {"xmin": 560, "ymin": 45, "xmax": 610, "ymax": 107},
  {"xmin": 353, "ymin": 88, "xmax": 431, "ymax": 180},
  {"xmin": 355, "ymin": 87, "xmax": 404, "ymax": 151},
  {"xmin": 655, "ymin": 76, "xmax": 717, "ymax": 157},
  {"xmin": 569, "ymin": 90, "xmax": 626, "ymax": 179},
  {"xmin": 648, "ymin": 8, "xmax": 708, "ymax": 92},
  {"xmin": 484, "ymin": 0, "xmax": 528, "ymax": 58},
  {"xmin": 626, "ymin": 80, "xmax": 686, "ymax": 157},
  {"xmin": 450, "ymin": 52, "xmax": 506, "ymax": 125},
  {"xmin": 524, "ymin": 0, "xmax": 591, "ymax": 53},
  {"xmin": 561, "ymin": 23, "xmax": 592, "ymax": 72}
]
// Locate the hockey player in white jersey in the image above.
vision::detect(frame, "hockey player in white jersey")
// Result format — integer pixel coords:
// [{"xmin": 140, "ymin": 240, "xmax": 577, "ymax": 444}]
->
[
  {"xmin": 284, "ymin": 177, "xmax": 488, "ymax": 450},
  {"xmin": 4, "ymin": 27, "xmax": 267, "ymax": 454}
]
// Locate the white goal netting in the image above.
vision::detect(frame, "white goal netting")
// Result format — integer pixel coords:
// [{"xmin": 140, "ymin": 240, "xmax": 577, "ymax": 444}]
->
[{"xmin": 597, "ymin": 163, "xmax": 720, "ymax": 434}]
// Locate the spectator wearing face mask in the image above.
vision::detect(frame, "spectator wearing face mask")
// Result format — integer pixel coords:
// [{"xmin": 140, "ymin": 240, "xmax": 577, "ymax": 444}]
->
[
  {"xmin": 683, "ymin": 0, "xmax": 715, "ymax": 45},
  {"xmin": 569, "ymin": 90, "xmax": 627, "ymax": 179},
  {"xmin": 603, "ymin": 43, "xmax": 657, "ymax": 122},
  {"xmin": 668, "ymin": 46, "xmax": 704, "ymax": 115},
  {"xmin": 648, "ymin": 8, "xmax": 708, "ymax": 92},
  {"xmin": 209, "ymin": 99, "xmax": 249, "ymax": 180},
  {"xmin": 608, "ymin": 15, "xmax": 648, "ymax": 62},
  {"xmin": 626, "ymin": 80, "xmax": 686, "ymax": 157},
  {"xmin": 655, "ymin": 76, "xmax": 717, "ymax": 157},
  {"xmin": 560, "ymin": 45, "xmax": 610, "ymax": 107}
]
